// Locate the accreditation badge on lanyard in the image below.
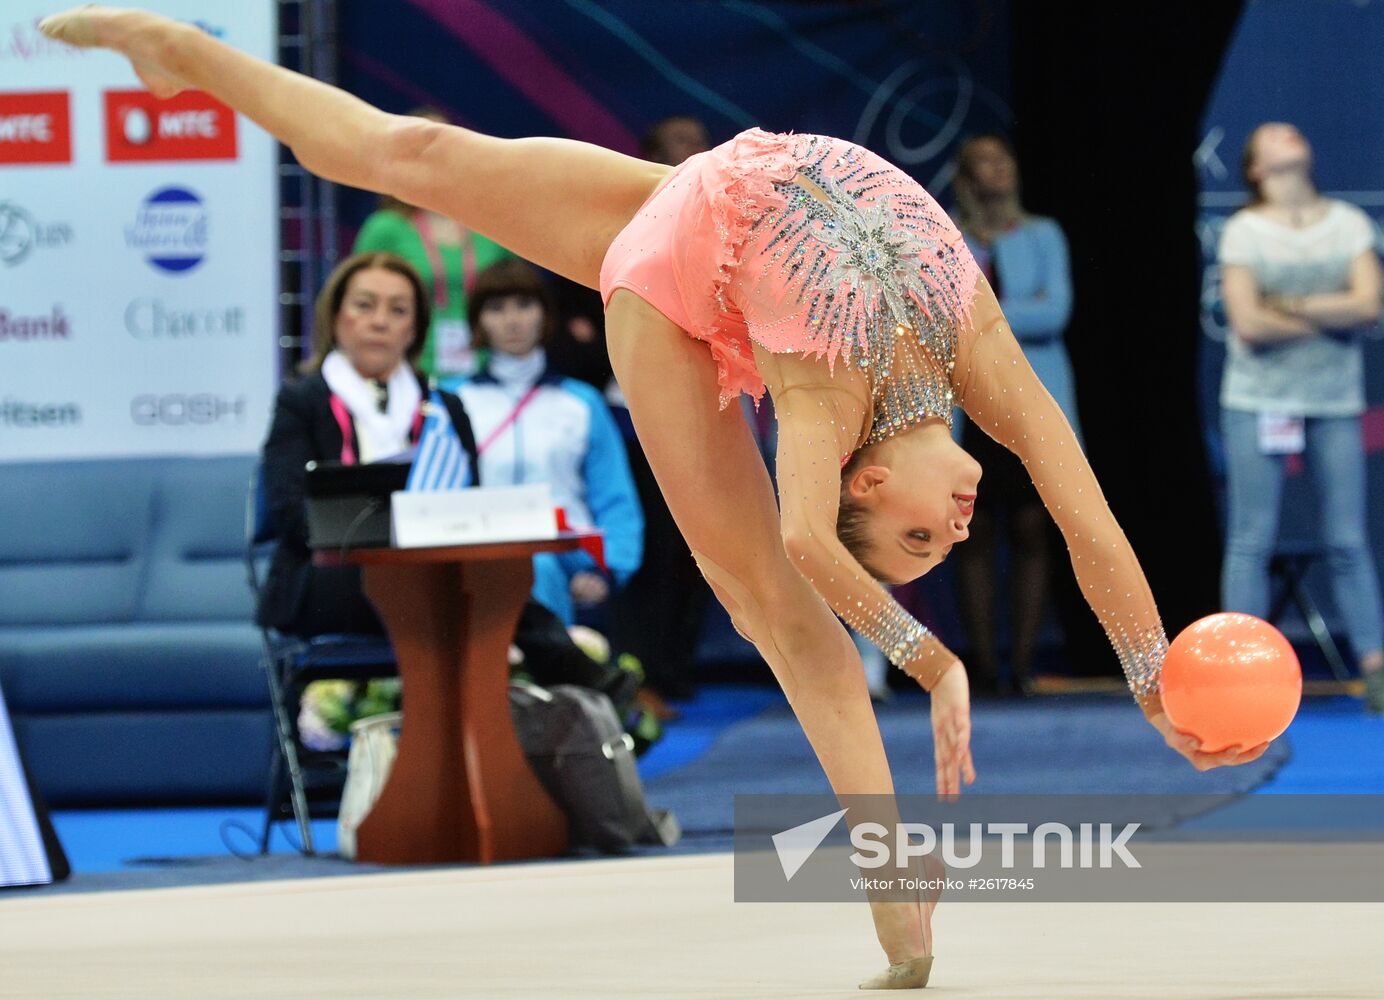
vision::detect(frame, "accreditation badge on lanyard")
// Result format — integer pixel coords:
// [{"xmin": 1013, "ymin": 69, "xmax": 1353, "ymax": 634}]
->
[
  {"xmin": 415, "ymin": 210, "xmax": 479, "ymax": 376},
  {"xmin": 433, "ymin": 317, "xmax": 476, "ymax": 376},
  {"xmin": 1257, "ymin": 412, "xmax": 1306, "ymax": 455}
]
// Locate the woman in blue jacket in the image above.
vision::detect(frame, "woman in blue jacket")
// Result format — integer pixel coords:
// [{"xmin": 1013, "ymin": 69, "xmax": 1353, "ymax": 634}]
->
[
  {"xmin": 951, "ymin": 134, "xmax": 1081, "ymax": 696},
  {"xmin": 453, "ymin": 260, "xmax": 644, "ymax": 625}
]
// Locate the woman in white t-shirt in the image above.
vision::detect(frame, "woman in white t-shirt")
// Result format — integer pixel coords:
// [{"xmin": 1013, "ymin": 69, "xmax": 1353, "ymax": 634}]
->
[{"xmin": 1218, "ymin": 122, "xmax": 1384, "ymax": 713}]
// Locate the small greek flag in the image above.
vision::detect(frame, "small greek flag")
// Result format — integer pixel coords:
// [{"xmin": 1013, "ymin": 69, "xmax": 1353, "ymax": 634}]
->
[{"xmin": 406, "ymin": 391, "xmax": 471, "ymax": 491}]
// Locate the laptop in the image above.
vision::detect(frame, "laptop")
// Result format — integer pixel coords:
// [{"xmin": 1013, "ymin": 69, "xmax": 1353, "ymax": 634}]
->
[{"xmin": 304, "ymin": 460, "xmax": 411, "ymax": 550}]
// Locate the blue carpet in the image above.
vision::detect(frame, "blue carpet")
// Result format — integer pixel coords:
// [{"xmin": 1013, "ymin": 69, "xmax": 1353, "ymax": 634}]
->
[
  {"xmin": 1252, "ymin": 695, "xmax": 1384, "ymax": 793},
  {"xmin": 49, "ymin": 806, "xmax": 341, "ymax": 875},
  {"xmin": 635, "ymin": 684, "xmax": 783, "ymax": 782},
  {"xmin": 643, "ymin": 691, "xmax": 1292, "ymax": 835},
  {"xmin": 42, "ymin": 688, "xmax": 1383, "ymax": 895}
]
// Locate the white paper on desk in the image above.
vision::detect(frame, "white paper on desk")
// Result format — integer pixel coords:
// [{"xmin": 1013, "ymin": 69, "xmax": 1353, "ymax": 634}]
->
[{"xmin": 390, "ymin": 483, "xmax": 558, "ymax": 548}]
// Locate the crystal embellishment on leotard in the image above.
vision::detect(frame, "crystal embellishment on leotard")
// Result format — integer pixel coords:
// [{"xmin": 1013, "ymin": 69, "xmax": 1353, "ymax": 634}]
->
[{"xmin": 738, "ymin": 135, "xmax": 979, "ymax": 446}]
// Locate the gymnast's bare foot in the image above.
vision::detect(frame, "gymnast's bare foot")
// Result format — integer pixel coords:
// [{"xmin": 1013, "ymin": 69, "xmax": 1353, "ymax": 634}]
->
[{"xmin": 40, "ymin": 5, "xmax": 188, "ymax": 98}]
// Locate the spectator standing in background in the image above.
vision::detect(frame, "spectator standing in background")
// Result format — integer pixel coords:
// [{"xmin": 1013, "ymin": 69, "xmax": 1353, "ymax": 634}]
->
[
  {"xmin": 949, "ymin": 134, "xmax": 1081, "ymax": 696},
  {"xmin": 605, "ymin": 115, "xmax": 715, "ymax": 720},
  {"xmin": 456, "ymin": 260, "xmax": 643, "ymax": 628},
  {"xmin": 1218, "ymin": 122, "xmax": 1384, "ymax": 714},
  {"xmin": 641, "ymin": 115, "xmax": 711, "ymax": 168},
  {"xmin": 353, "ymin": 107, "xmax": 515, "ymax": 379}
]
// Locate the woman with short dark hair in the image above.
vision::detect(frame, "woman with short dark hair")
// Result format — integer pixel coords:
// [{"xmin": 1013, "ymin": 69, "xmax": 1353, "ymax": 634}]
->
[{"xmin": 456, "ymin": 259, "xmax": 643, "ymax": 627}]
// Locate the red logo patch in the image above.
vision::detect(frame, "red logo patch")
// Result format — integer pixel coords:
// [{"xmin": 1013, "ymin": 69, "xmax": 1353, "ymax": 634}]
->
[
  {"xmin": 104, "ymin": 89, "xmax": 238, "ymax": 162},
  {"xmin": 0, "ymin": 91, "xmax": 72, "ymax": 165}
]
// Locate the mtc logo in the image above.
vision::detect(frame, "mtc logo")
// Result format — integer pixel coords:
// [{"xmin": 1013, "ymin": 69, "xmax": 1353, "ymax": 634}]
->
[
  {"xmin": 131, "ymin": 393, "xmax": 246, "ymax": 426},
  {"xmin": 0, "ymin": 91, "xmax": 71, "ymax": 164},
  {"xmin": 104, "ymin": 90, "xmax": 237, "ymax": 162}
]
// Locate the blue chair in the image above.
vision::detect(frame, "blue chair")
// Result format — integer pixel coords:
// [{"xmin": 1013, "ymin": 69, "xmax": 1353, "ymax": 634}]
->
[{"xmin": 243, "ymin": 467, "xmax": 397, "ymax": 855}]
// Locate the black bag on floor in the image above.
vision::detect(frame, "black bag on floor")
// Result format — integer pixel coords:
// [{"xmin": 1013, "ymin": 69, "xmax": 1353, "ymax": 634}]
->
[{"xmin": 509, "ymin": 680, "xmax": 680, "ymax": 853}]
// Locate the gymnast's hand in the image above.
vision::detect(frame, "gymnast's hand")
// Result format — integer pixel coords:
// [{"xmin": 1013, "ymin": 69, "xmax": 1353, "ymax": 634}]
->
[
  {"xmin": 929, "ymin": 660, "xmax": 976, "ymax": 801},
  {"xmin": 1147, "ymin": 712, "xmax": 1272, "ymax": 771}
]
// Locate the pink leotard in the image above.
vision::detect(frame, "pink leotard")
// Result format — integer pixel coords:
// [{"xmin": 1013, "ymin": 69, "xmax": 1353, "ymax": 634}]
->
[
  {"xmin": 599, "ymin": 128, "xmax": 1170, "ymax": 702},
  {"xmin": 599, "ymin": 127, "xmax": 979, "ymax": 438}
]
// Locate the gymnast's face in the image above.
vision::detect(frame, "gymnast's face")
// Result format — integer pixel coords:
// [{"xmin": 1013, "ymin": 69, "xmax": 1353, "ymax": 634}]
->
[
  {"xmin": 478, "ymin": 294, "xmax": 546, "ymax": 357},
  {"xmin": 334, "ymin": 267, "xmax": 418, "ymax": 380},
  {"xmin": 844, "ymin": 420, "xmax": 982, "ymax": 584}
]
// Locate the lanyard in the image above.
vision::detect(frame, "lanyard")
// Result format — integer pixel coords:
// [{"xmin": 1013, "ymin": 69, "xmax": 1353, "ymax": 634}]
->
[
  {"xmin": 329, "ymin": 393, "xmax": 425, "ymax": 466},
  {"xmin": 477, "ymin": 385, "xmax": 542, "ymax": 456},
  {"xmin": 413, "ymin": 210, "xmax": 477, "ymax": 312}
]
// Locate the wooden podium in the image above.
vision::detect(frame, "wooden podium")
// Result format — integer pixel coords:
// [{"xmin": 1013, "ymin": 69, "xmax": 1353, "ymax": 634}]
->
[{"xmin": 315, "ymin": 533, "xmax": 595, "ymax": 865}]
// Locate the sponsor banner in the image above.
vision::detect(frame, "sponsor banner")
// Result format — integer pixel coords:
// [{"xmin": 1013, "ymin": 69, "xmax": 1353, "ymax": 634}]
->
[
  {"xmin": 0, "ymin": 90, "xmax": 71, "ymax": 164},
  {"xmin": 0, "ymin": 2, "xmax": 276, "ymax": 461},
  {"xmin": 124, "ymin": 185, "xmax": 209, "ymax": 274},
  {"xmin": 124, "ymin": 297, "xmax": 245, "ymax": 339},
  {"xmin": 0, "ymin": 305, "xmax": 70, "ymax": 342},
  {"xmin": 130, "ymin": 391, "xmax": 247, "ymax": 427},
  {"xmin": 0, "ymin": 201, "xmax": 74, "ymax": 267},
  {"xmin": 0, "ymin": 397, "xmax": 81, "ymax": 429},
  {"xmin": 0, "ymin": 16, "xmax": 93, "ymax": 66},
  {"xmin": 104, "ymin": 88, "xmax": 237, "ymax": 163}
]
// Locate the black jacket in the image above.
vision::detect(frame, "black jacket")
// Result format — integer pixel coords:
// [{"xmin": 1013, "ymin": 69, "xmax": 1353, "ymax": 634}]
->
[{"xmin": 256, "ymin": 370, "xmax": 480, "ymax": 633}]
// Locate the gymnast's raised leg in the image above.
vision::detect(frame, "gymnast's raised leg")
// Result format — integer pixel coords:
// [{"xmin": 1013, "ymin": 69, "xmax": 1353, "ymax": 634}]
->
[{"xmin": 40, "ymin": 5, "xmax": 665, "ymax": 289}]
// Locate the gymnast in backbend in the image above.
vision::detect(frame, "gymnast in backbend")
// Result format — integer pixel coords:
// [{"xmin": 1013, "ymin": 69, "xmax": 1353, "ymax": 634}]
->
[{"xmin": 41, "ymin": 7, "xmax": 1272, "ymax": 988}]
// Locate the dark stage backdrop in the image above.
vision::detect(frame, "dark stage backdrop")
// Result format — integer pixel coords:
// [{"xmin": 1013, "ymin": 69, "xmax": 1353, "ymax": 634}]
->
[
  {"xmin": 1007, "ymin": 4, "xmax": 1245, "ymax": 675},
  {"xmin": 335, "ymin": 1, "xmax": 1012, "ymax": 239}
]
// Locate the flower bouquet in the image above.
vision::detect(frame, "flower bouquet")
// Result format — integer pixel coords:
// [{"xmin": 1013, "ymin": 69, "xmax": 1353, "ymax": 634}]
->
[{"xmin": 298, "ymin": 678, "xmax": 402, "ymax": 752}]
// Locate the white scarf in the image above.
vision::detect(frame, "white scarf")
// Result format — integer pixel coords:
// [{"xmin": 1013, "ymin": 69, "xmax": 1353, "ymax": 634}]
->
[
  {"xmin": 488, "ymin": 348, "xmax": 546, "ymax": 400},
  {"xmin": 321, "ymin": 350, "xmax": 422, "ymax": 464}
]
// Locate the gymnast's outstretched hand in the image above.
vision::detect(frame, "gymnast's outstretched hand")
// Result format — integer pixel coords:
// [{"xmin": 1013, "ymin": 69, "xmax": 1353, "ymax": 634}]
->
[
  {"xmin": 1147, "ymin": 711, "xmax": 1272, "ymax": 772},
  {"xmin": 929, "ymin": 660, "xmax": 976, "ymax": 800}
]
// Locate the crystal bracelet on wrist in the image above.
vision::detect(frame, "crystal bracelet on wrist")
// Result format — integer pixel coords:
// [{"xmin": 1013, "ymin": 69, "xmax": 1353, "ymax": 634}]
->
[{"xmin": 1112, "ymin": 625, "xmax": 1168, "ymax": 700}]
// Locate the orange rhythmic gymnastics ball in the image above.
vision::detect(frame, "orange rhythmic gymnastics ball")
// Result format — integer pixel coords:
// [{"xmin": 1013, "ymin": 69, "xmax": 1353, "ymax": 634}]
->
[{"xmin": 1161, "ymin": 612, "xmax": 1302, "ymax": 754}]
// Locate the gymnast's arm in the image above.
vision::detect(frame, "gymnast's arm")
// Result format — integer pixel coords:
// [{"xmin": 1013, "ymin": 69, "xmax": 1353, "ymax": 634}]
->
[
  {"xmin": 755, "ymin": 348, "xmax": 963, "ymax": 692},
  {"xmin": 956, "ymin": 279, "xmax": 1269, "ymax": 767}
]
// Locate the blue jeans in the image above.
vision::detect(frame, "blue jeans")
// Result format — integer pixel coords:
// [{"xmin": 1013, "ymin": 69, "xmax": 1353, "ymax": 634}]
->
[{"xmin": 1221, "ymin": 407, "xmax": 1384, "ymax": 658}]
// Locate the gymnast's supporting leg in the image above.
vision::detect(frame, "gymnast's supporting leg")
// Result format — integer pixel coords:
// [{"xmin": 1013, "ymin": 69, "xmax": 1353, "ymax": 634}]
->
[
  {"xmin": 605, "ymin": 291, "xmax": 934, "ymax": 984},
  {"xmin": 40, "ymin": 6, "xmax": 666, "ymax": 288}
]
